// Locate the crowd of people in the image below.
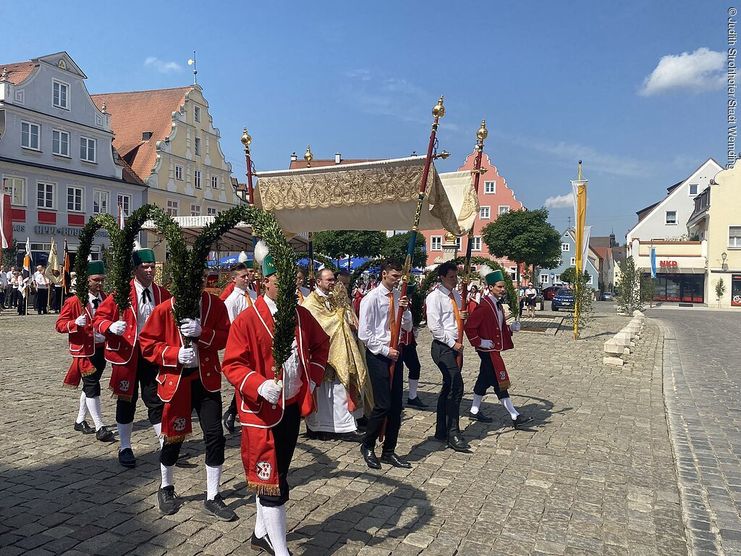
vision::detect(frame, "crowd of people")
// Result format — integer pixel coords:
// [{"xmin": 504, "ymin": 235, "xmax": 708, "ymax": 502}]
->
[
  {"xmin": 53, "ymin": 245, "xmax": 533, "ymax": 556},
  {"xmin": 2, "ymin": 264, "xmax": 69, "ymax": 315}
]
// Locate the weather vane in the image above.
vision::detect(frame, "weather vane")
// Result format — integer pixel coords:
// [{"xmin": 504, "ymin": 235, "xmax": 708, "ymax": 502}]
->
[{"xmin": 187, "ymin": 51, "xmax": 198, "ymax": 85}]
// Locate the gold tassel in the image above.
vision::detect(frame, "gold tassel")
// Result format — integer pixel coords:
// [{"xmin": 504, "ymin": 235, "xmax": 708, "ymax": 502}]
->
[{"xmin": 248, "ymin": 481, "xmax": 281, "ymax": 497}]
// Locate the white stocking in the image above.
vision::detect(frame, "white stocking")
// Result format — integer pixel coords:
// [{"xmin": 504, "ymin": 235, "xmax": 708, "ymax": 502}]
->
[
  {"xmin": 76, "ymin": 392, "xmax": 87, "ymax": 423},
  {"xmin": 470, "ymin": 394, "xmax": 483, "ymax": 414},
  {"xmin": 85, "ymin": 396, "xmax": 104, "ymax": 430},
  {"xmin": 206, "ymin": 465, "xmax": 221, "ymax": 500},
  {"xmin": 254, "ymin": 496, "xmax": 267, "ymax": 539},
  {"xmin": 117, "ymin": 422, "xmax": 133, "ymax": 451},
  {"xmin": 259, "ymin": 500, "xmax": 289, "ymax": 556},
  {"xmin": 502, "ymin": 397, "xmax": 519, "ymax": 419}
]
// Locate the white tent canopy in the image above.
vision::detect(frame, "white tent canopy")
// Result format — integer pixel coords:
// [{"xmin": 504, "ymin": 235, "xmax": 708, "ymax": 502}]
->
[{"xmin": 255, "ymin": 156, "xmax": 479, "ymax": 235}]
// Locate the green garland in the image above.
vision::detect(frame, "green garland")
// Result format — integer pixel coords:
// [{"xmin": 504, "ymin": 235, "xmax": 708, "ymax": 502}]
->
[
  {"xmin": 418, "ymin": 256, "xmax": 519, "ymax": 318},
  {"xmin": 185, "ymin": 206, "xmax": 297, "ymax": 370},
  {"xmin": 74, "ymin": 215, "xmax": 112, "ymax": 304}
]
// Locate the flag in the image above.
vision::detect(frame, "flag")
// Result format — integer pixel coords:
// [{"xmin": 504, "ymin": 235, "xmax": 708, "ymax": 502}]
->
[
  {"xmin": 45, "ymin": 238, "xmax": 60, "ymax": 285},
  {"xmin": 0, "ymin": 191, "xmax": 12, "ymax": 249},
  {"xmin": 650, "ymin": 247, "xmax": 657, "ymax": 279},
  {"xmin": 571, "ymin": 163, "xmax": 588, "ymax": 275},
  {"xmin": 62, "ymin": 240, "xmax": 71, "ymax": 294},
  {"xmin": 22, "ymin": 237, "xmax": 32, "ymax": 277},
  {"xmin": 118, "ymin": 202, "xmax": 125, "ymax": 230}
]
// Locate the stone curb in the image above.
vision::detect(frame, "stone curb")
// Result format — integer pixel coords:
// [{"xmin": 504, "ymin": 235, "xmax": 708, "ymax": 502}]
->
[{"xmin": 602, "ymin": 310, "xmax": 646, "ymax": 366}]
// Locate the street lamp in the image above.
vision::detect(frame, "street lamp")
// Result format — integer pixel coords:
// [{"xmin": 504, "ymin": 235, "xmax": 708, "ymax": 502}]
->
[{"xmin": 722, "ymin": 251, "xmax": 728, "ymax": 271}]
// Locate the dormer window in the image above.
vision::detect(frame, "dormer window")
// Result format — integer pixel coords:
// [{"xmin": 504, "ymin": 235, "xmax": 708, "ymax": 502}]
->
[{"xmin": 52, "ymin": 79, "xmax": 69, "ymax": 110}]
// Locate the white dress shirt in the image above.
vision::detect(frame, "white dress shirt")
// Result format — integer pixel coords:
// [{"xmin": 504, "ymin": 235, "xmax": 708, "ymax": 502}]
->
[
  {"xmin": 425, "ymin": 285, "xmax": 462, "ymax": 348},
  {"xmin": 134, "ymin": 279, "xmax": 155, "ymax": 333},
  {"xmin": 264, "ymin": 295, "xmax": 302, "ymax": 399},
  {"xmin": 88, "ymin": 292, "xmax": 106, "ymax": 344},
  {"xmin": 0, "ymin": 272, "xmax": 7, "ymax": 288},
  {"xmin": 33, "ymin": 271, "xmax": 48, "ymax": 289},
  {"xmin": 224, "ymin": 285, "xmax": 257, "ymax": 323},
  {"xmin": 358, "ymin": 283, "xmax": 412, "ymax": 357}
]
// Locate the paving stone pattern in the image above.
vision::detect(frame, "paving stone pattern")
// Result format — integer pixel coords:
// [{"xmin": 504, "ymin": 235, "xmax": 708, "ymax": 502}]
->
[
  {"xmin": 0, "ymin": 306, "xmax": 686, "ymax": 555},
  {"xmin": 652, "ymin": 309, "xmax": 741, "ymax": 556}
]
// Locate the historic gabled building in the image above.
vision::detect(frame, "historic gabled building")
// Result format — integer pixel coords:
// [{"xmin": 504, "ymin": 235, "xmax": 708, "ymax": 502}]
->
[
  {"xmin": 91, "ymin": 85, "xmax": 240, "ymax": 257},
  {"xmin": 420, "ymin": 150, "xmax": 524, "ymax": 278},
  {"xmin": 0, "ymin": 52, "xmax": 146, "ymax": 262},
  {"xmin": 537, "ymin": 228, "xmax": 600, "ymax": 288}
]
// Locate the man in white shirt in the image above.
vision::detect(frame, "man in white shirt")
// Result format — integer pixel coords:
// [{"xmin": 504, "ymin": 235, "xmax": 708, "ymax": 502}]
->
[
  {"xmin": 358, "ymin": 260, "xmax": 413, "ymax": 469},
  {"xmin": 0, "ymin": 266, "xmax": 7, "ymax": 308},
  {"xmin": 425, "ymin": 261, "xmax": 470, "ymax": 452},
  {"xmin": 33, "ymin": 264, "xmax": 50, "ymax": 314},
  {"xmin": 222, "ymin": 262, "xmax": 257, "ymax": 432}
]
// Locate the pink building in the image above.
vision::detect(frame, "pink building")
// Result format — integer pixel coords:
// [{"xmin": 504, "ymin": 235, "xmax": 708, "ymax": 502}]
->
[{"xmin": 422, "ymin": 150, "xmax": 524, "ymax": 277}]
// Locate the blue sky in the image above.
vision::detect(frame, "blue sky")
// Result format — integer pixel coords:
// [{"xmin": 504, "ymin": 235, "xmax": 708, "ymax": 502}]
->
[{"xmin": 1, "ymin": 1, "xmax": 729, "ymax": 240}]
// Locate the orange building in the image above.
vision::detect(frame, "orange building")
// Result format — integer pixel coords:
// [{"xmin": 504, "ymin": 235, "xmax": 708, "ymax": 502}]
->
[{"xmin": 421, "ymin": 150, "xmax": 524, "ymax": 277}]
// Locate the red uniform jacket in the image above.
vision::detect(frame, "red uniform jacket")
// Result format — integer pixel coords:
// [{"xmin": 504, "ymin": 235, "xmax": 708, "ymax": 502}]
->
[
  {"xmin": 56, "ymin": 293, "xmax": 108, "ymax": 357},
  {"xmin": 139, "ymin": 292, "xmax": 230, "ymax": 402},
  {"xmin": 220, "ymin": 282, "xmax": 235, "ymax": 301},
  {"xmin": 222, "ymin": 296, "xmax": 329, "ymax": 428},
  {"xmin": 464, "ymin": 295, "xmax": 514, "ymax": 352},
  {"xmin": 93, "ymin": 280, "xmax": 171, "ymax": 366}
]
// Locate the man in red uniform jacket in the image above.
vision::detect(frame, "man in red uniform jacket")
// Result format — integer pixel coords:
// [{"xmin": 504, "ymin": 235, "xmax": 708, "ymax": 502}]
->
[
  {"xmin": 464, "ymin": 268, "xmax": 532, "ymax": 428},
  {"xmin": 139, "ymin": 290, "xmax": 235, "ymax": 521},
  {"xmin": 93, "ymin": 247, "xmax": 171, "ymax": 468},
  {"xmin": 222, "ymin": 249, "xmax": 329, "ymax": 556},
  {"xmin": 56, "ymin": 260, "xmax": 114, "ymax": 442}
]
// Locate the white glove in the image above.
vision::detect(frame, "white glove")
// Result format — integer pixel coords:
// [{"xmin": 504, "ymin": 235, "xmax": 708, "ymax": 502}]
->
[
  {"xmin": 178, "ymin": 347, "xmax": 196, "ymax": 365},
  {"xmin": 94, "ymin": 332, "xmax": 106, "ymax": 344},
  {"xmin": 479, "ymin": 339, "xmax": 494, "ymax": 349},
  {"xmin": 109, "ymin": 321, "xmax": 127, "ymax": 336},
  {"xmin": 510, "ymin": 322, "xmax": 521, "ymax": 332},
  {"xmin": 179, "ymin": 318, "xmax": 202, "ymax": 338},
  {"xmin": 257, "ymin": 379, "xmax": 282, "ymax": 404},
  {"xmin": 74, "ymin": 314, "xmax": 87, "ymax": 327},
  {"xmin": 309, "ymin": 380, "xmax": 317, "ymax": 393}
]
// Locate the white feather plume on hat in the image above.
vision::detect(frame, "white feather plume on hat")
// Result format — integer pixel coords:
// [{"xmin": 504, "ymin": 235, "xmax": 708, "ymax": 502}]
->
[
  {"xmin": 478, "ymin": 266, "xmax": 492, "ymax": 281},
  {"xmin": 254, "ymin": 240, "xmax": 270, "ymax": 265},
  {"xmin": 238, "ymin": 251, "xmax": 249, "ymax": 263},
  {"xmin": 133, "ymin": 239, "xmax": 142, "ymax": 251}
]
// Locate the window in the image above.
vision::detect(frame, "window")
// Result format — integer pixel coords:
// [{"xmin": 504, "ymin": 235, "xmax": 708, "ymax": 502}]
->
[
  {"xmin": 484, "ymin": 181, "xmax": 495, "ymax": 194},
  {"xmin": 730, "ymin": 226, "xmax": 741, "ymax": 248},
  {"xmin": 166, "ymin": 199, "xmax": 179, "ymax": 216},
  {"xmin": 93, "ymin": 190, "xmax": 109, "ymax": 214},
  {"xmin": 21, "ymin": 121, "xmax": 40, "ymax": 150},
  {"xmin": 117, "ymin": 194, "xmax": 131, "ymax": 217},
  {"xmin": 175, "ymin": 165, "xmax": 183, "ymax": 180},
  {"xmin": 665, "ymin": 210, "xmax": 677, "ymax": 225},
  {"xmin": 471, "ymin": 236, "xmax": 482, "ymax": 251},
  {"xmin": 190, "ymin": 204, "xmax": 201, "ymax": 216},
  {"xmin": 37, "ymin": 182, "xmax": 55, "ymax": 209},
  {"xmin": 689, "ymin": 184, "xmax": 698, "ymax": 195},
  {"xmin": 80, "ymin": 136, "xmax": 97, "ymax": 162},
  {"xmin": 498, "ymin": 205, "xmax": 511, "ymax": 215},
  {"xmin": 211, "ymin": 175, "xmax": 218, "ymax": 189},
  {"xmin": 455, "ymin": 237, "xmax": 461, "ymax": 250},
  {"xmin": 194, "ymin": 137, "xmax": 201, "ymax": 156},
  {"xmin": 207, "ymin": 207, "xmax": 218, "ymax": 216},
  {"xmin": 194, "ymin": 106, "xmax": 201, "ymax": 122},
  {"xmin": 67, "ymin": 186, "xmax": 83, "ymax": 212},
  {"xmin": 2, "ymin": 176, "xmax": 26, "ymax": 206},
  {"xmin": 431, "ymin": 236, "xmax": 442, "ymax": 251},
  {"xmin": 194, "ymin": 170, "xmax": 202, "ymax": 189},
  {"xmin": 52, "ymin": 79, "xmax": 69, "ymax": 109},
  {"xmin": 561, "ymin": 243, "xmax": 570, "ymax": 252},
  {"xmin": 570, "ymin": 257, "xmax": 576, "ymax": 265},
  {"xmin": 480, "ymin": 206, "xmax": 490, "ymax": 219},
  {"xmin": 52, "ymin": 129, "xmax": 70, "ymax": 157},
  {"xmin": 540, "ymin": 274, "xmax": 549, "ymax": 284}
]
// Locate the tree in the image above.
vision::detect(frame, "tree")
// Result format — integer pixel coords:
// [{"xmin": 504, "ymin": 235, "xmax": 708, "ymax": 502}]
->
[
  {"xmin": 313, "ymin": 230, "xmax": 386, "ymax": 265},
  {"xmin": 481, "ymin": 208, "xmax": 561, "ymax": 280},
  {"xmin": 380, "ymin": 231, "xmax": 427, "ymax": 267},
  {"xmin": 616, "ymin": 256, "xmax": 643, "ymax": 314},
  {"xmin": 567, "ymin": 270, "xmax": 594, "ymax": 337},
  {"xmin": 640, "ymin": 275, "xmax": 657, "ymax": 308},
  {"xmin": 560, "ymin": 266, "xmax": 590, "ymax": 285},
  {"xmin": 715, "ymin": 278, "xmax": 726, "ymax": 307}
]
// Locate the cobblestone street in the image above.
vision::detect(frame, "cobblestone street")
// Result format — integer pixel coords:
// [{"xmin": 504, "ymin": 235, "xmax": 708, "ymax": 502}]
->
[{"xmin": 0, "ymin": 305, "xmax": 687, "ymax": 555}]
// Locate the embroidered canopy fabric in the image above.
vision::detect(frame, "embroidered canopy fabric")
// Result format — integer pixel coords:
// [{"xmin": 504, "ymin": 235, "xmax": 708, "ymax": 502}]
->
[{"xmin": 255, "ymin": 157, "xmax": 479, "ymax": 235}]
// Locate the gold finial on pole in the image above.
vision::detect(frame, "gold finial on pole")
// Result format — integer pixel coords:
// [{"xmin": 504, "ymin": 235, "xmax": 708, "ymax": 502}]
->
[
  {"xmin": 304, "ymin": 145, "xmax": 313, "ymax": 167},
  {"xmin": 477, "ymin": 119, "xmax": 488, "ymax": 143},
  {"xmin": 577, "ymin": 159, "xmax": 583, "ymax": 181},
  {"xmin": 241, "ymin": 128, "xmax": 252, "ymax": 152},
  {"xmin": 432, "ymin": 96, "xmax": 445, "ymax": 119}
]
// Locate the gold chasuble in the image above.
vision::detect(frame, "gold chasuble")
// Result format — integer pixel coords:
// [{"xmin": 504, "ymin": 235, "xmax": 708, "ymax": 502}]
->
[{"xmin": 301, "ymin": 285, "xmax": 372, "ymax": 411}]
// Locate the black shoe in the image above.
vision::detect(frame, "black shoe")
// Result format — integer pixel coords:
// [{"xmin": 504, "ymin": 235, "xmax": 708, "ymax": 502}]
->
[
  {"xmin": 447, "ymin": 433, "xmax": 471, "ymax": 452},
  {"xmin": 157, "ymin": 485, "xmax": 179, "ymax": 515},
  {"xmin": 223, "ymin": 408, "xmax": 236, "ymax": 434},
  {"xmin": 360, "ymin": 445, "xmax": 381, "ymax": 469},
  {"xmin": 407, "ymin": 396, "xmax": 428, "ymax": 408},
  {"xmin": 431, "ymin": 434, "xmax": 447, "ymax": 443},
  {"xmin": 204, "ymin": 494, "xmax": 237, "ymax": 521},
  {"xmin": 250, "ymin": 532, "xmax": 276, "ymax": 555},
  {"xmin": 96, "ymin": 426, "xmax": 115, "ymax": 442},
  {"xmin": 306, "ymin": 428, "xmax": 331, "ymax": 441},
  {"xmin": 380, "ymin": 452, "xmax": 411, "ymax": 468},
  {"xmin": 74, "ymin": 420, "xmax": 95, "ymax": 434},
  {"xmin": 118, "ymin": 448, "xmax": 136, "ymax": 468},
  {"xmin": 335, "ymin": 431, "xmax": 364, "ymax": 443},
  {"xmin": 469, "ymin": 410, "xmax": 493, "ymax": 423},
  {"xmin": 512, "ymin": 415, "xmax": 534, "ymax": 429}
]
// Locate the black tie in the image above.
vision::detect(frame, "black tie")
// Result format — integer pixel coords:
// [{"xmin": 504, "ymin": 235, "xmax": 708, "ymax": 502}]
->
[
  {"xmin": 92, "ymin": 298, "xmax": 100, "ymax": 309},
  {"xmin": 142, "ymin": 288, "xmax": 151, "ymax": 304}
]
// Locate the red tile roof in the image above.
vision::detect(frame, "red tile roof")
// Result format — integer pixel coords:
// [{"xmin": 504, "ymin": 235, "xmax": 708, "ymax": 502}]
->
[
  {"xmin": 91, "ymin": 87, "xmax": 192, "ymax": 182},
  {"xmin": 0, "ymin": 60, "xmax": 38, "ymax": 85},
  {"xmin": 288, "ymin": 158, "xmax": 375, "ymax": 169}
]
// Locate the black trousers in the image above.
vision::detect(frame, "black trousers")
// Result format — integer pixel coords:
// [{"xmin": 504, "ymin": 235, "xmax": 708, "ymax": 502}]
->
[
  {"xmin": 363, "ymin": 349, "xmax": 403, "ymax": 454},
  {"xmin": 431, "ymin": 340, "xmax": 464, "ymax": 438},
  {"xmin": 82, "ymin": 347, "xmax": 107, "ymax": 398},
  {"xmin": 260, "ymin": 402, "xmax": 301, "ymax": 507},
  {"xmin": 35, "ymin": 288, "xmax": 48, "ymax": 314},
  {"xmin": 474, "ymin": 351, "xmax": 510, "ymax": 399},
  {"xmin": 402, "ymin": 344, "xmax": 421, "ymax": 381},
  {"xmin": 51, "ymin": 286, "xmax": 63, "ymax": 312},
  {"xmin": 115, "ymin": 351, "xmax": 164, "ymax": 425},
  {"xmin": 160, "ymin": 376, "xmax": 226, "ymax": 467}
]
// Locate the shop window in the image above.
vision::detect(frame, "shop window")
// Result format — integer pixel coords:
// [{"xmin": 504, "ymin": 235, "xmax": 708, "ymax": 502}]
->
[{"xmin": 732, "ymin": 275, "xmax": 741, "ymax": 306}]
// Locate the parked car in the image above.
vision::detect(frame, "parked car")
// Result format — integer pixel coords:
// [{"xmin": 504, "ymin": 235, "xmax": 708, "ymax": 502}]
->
[
  {"xmin": 541, "ymin": 286, "xmax": 559, "ymax": 300},
  {"xmin": 551, "ymin": 287, "xmax": 575, "ymax": 311},
  {"xmin": 600, "ymin": 291, "xmax": 614, "ymax": 301}
]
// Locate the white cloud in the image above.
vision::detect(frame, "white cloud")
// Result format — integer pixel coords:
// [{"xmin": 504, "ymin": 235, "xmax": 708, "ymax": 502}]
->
[
  {"xmin": 639, "ymin": 47, "xmax": 725, "ymax": 96},
  {"xmin": 544, "ymin": 193, "xmax": 574, "ymax": 209},
  {"xmin": 144, "ymin": 56, "xmax": 183, "ymax": 74}
]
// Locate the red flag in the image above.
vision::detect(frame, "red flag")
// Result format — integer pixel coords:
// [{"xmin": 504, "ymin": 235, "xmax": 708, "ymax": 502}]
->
[
  {"xmin": 62, "ymin": 240, "xmax": 71, "ymax": 295},
  {"xmin": 0, "ymin": 192, "xmax": 12, "ymax": 249}
]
